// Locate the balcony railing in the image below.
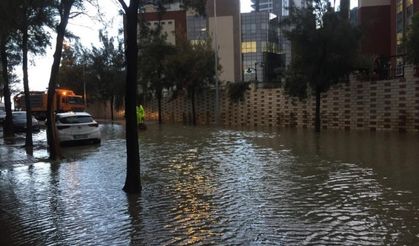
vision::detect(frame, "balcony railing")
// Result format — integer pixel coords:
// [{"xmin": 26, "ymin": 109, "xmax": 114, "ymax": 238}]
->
[{"xmin": 355, "ymin": 55, "xmax": 406, "ymax": 81}]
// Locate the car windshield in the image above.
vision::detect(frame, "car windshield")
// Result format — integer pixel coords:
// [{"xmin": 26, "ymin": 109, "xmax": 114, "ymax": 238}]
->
[
  {"xmin": 67, "ymin": 97, "xmax": 84, "ymax": 105},
  {"xmin": 58, "ymin": 115, "xmax": 93, "ymax": 124}
]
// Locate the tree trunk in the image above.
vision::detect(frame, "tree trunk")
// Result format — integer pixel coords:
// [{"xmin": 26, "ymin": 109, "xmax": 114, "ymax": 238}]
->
[
  {"xmin": 122, "ymin": 0, "xmax": 141, "ymax": 193},
  {"xmin": 157, "ymin": 89, "xmax": 162, "ymax": 124},
  {"xmin": 157, "ymin": 64, "xmax": 163, "ymax": 124},
  {"xmin": 47, "ymin": 1, "xmax": 74, "ymax": 160},
  {"xmin": 0, "ymin": 39, "xmax": 14, "ymax": 138},
  {"xmin": 191, "ymin": 87, "xmax": 196, "ymax": 126},
  {"xmin": 315, "ymin": 88, "xmax": 321, "ymax": 132},
  {"xmin": 111, "ymin": 95, "xmax": 115, "ymax": 121},
  {"xmin": 22, "ymin": 24, "xmax": 33, "ymax": 153}
]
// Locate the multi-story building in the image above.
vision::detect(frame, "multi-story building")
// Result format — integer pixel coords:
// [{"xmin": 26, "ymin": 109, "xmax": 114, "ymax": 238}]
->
[
  {"xmin": 141, "ymin": 3, "xmax": 186, "ymax": 46},
  {"xmin": 249, "ymin": 0, "xmax": 308, "ymax": 69},
  {"xmin": 358, "ymin": 1, "xmax": 392, "ymax": 58},
  {"xmin": 141, "ymin": 0, "xmax": 241, "ymax": 83},
  {"xmin": 393, "ymin": 0, "xmax": 419, "ymax": 59},
  {"xmin": 359, "ymin": 0, "xmax": 419, "ymax": 68},
  {"xmin": 251, "ymin": 0, "xmax": 306, "ymax": 16},
  {"xmin": 251, "ymin": 0, "xmax": 282, "ymax": 14},
  {"xmin": 205, "ymin": 0, "xmax": 242, "ymax": 82},
  {"xmin": 241, "ymin": 12, "xmax": 280, "ymax": 82}
]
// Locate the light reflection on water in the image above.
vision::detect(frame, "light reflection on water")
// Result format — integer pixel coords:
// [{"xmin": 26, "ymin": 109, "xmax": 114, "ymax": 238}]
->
[{"xmin": 1, "ymin": 123, "xmax": 419, "ymax": 245}]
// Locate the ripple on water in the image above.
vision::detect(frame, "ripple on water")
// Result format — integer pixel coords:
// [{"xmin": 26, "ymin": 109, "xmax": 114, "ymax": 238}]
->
[{"xmin": 1, "ymin": 124, "xmax": 419, "ymax": 245}]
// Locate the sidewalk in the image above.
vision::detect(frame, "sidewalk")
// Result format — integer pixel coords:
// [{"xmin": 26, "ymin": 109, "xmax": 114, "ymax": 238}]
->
[{"xmin": 0, "ymin": 128, "xmax": 49, "ymax": 169}]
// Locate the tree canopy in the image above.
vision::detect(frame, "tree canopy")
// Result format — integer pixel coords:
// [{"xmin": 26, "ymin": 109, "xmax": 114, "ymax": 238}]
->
[
  {"xmin": 282, "ymin": 0, "xmax": 361, "ymax": 131},
  {"xmin": 182, "ymin": 0, "xmax": 208, "ymax": 16},
  {"xmin": 138, "ymin": 21, "xmax": 176, "ymax": 123},
  {"xmin": 58, "ymin": 31, "xmax": 125, "ymax": 120},
  {"xmin": 405, "ymin": 12, "xmax": 419, "ymax": 65},
  {"xmin": 165, "ymin": 39, "xmax": 218, "ymax": 125},
  {"xmin": 166, "ymin": 40, "xmax": 217, "ymax": 95}
]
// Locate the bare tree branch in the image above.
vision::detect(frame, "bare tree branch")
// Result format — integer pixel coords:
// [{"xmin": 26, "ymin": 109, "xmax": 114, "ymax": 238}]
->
[
  {"xmin": 117, "ymin": 0, "xmax": 128, "ymax": 12},
  {"xmin": 87, "ymin": 0, "xmax": 107, "ymax": 25},
  {"xmin": 69, "ymin": 11, "xmax": 84, "ymax": 19}
]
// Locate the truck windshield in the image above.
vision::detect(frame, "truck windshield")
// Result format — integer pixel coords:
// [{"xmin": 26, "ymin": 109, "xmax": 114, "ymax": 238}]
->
[{"xmin": 67, "ymin": 97, "xmax": 84, "ymax": 105}]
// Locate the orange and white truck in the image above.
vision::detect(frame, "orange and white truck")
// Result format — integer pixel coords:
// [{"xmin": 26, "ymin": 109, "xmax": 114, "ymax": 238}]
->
[{"xmin": 14, "ymin": 88, "xmax": 85, "ymax": 120}]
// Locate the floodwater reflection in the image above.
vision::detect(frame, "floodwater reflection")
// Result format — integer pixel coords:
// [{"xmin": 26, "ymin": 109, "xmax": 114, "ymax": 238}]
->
[{"xmin": 1, "ymin": 123, "xmax": 419, "ymax": 245}]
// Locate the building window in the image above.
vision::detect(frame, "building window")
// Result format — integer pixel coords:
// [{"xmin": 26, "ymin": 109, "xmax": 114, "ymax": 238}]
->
[
  {"xmin": 242, "ymin": 42, "xmax": 257, "ymax": 53},
  {"xmin": 282, "ymin": 0, "xmax": 289, "ymax": 16},
  {"xmin": 261, "ymin": 23, "xmax": 268, "ymax": 30},
  {"xmin": 187, "ymin": 16, "xmax": 207, "ymax": 40},
  {"xmin": 251, "ymin": 24, "xmax": 256, "ymax": 33},
  {"xmin": 243, "ymin": 23, "xmax": 250, "ymax": 34}
]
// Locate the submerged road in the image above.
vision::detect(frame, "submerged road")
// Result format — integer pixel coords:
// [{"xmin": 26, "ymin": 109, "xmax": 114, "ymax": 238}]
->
[{"xmin": 1, "ymin": 123, "xmax": 419, "ymax": 245}]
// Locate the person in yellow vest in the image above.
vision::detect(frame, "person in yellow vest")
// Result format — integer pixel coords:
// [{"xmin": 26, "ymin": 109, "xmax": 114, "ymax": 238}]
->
[{"xmin": 136, "ymin": 105, "xmax": 146, "ymax": 130}]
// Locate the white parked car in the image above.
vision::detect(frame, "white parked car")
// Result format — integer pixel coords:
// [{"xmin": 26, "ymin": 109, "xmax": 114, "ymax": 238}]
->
[
  {"xmin": 0, "ymin": 103, "xmax": 5, "ymax": 123},
  {"xmin": 56, "ymin": 112, "xmax": 101, "ymax": 145}
]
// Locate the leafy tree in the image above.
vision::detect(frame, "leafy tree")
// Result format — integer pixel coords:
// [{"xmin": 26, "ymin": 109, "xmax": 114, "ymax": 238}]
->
[
  {"xmin": 0, "ymin": 44, "xmax": 14, "ymax": 139},
  {"xmin": 405, "ymin": 12, "xmax": 419, "ymax": 65},
  {"xmin": 0, "ymin": 1, "xmax": 22, "ymax": 137},
  {"xmin": 46, "ymin": 0, "xmax": 85, "ymax": 160},
  {"xmin": 227, "ymin": 81, "xmax": 250, "ymax": 103},
  {"xmin": 87, "ymin": 31, "xmax": 125, "ymax": 120},
  {"xmin": 282, "ymin": 0, "xmax": 360, "ymax": 132},
  {"xmin": 16, "ymin": 0, "xmax": 54, "ymax": 152},
  {"xmin": 59, "ymin": 34, "xmax": 125, "ymax": 121},
  {"xmin": 138, "ymin": 23, "xmax": 175, "ymax": 124},
  {"xmin": 1, "ymin": 0, "xmax": 52, "ymax": 140},
  {"xmin": 116, "ymin": 0, "xmax": 209, "ymax": 193},
  {"xmin": 182, "ymin": 0, "xmax": 207, "ymax": 16},
  {"xmin": 58, "ymin": 41, "xmax": 86, "ymax": 94},
  {"xmin": 165, "ymin": 40, "xmax": 218, "ymax": 126},
  {"xmin": 0, "ymin": 45, "xmax": 15, "ymax": 138},
  {"xmin": 137, "ymin": 0, "xmax": 208, "ymax": 124}
]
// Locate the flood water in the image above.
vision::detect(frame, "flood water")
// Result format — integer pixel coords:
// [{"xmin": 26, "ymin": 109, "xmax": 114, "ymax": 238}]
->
[{"xmin": 1, "ymin": 123, "xmax": 419, "ymax": 245}]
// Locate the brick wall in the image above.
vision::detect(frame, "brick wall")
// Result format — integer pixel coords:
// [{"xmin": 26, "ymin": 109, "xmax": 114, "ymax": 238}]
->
[{"xmin": 143, "ymin": 66, "xmax": 419, "ymax": 132}]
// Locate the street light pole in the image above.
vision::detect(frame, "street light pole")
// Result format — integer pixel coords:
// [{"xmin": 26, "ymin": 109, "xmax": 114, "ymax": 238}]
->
[
  {"xmin": 247, "ymin": 62, "xmax": 259, "ymax": 82},
  {"xmin": 255, "ymin": 68, "xmax": 258, "ymax": 81},
  {"xmin": 254, "ymin": 62, "xmax": 258, "ymax": 82}
]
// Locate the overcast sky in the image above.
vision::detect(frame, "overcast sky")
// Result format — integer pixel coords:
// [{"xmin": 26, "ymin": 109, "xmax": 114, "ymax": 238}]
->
[{"xmin": 24, "ymin": 0, "xmax": 357, "ymax": 92}]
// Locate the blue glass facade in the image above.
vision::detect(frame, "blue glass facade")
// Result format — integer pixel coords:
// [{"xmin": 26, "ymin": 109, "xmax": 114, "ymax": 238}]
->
[{"xmin": 241, "ymin": 12, "xmax": 279, "ymax": 82}]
